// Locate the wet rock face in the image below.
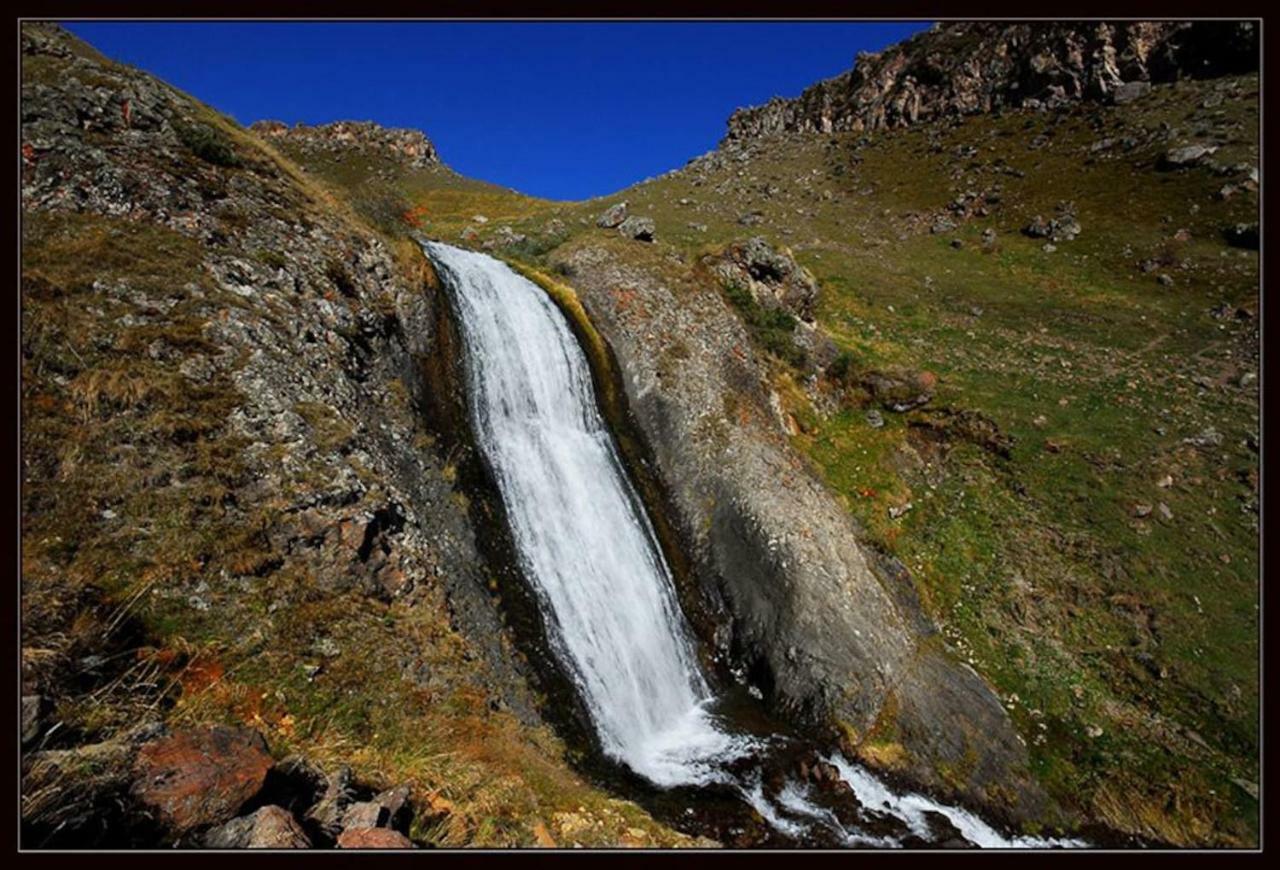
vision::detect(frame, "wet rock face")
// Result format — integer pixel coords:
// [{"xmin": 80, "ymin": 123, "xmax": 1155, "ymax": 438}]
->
[
  {"xmin": 131, "ymin": 727, "xmax": 274, "ymax": 833},
  {"xmin": 552, "ymin": 240, "xmax": 1047, "ymax": 823},
  {"xmin": 723, "ymin": 21, "xmax": 1258, "ymax": 142},
  {"xmin": 250, "ymin": 119, "xmax": 439, "ymax": 169}
]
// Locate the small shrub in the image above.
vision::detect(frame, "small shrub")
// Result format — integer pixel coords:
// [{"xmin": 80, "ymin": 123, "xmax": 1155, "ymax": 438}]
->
[
  {"xmin": 175, "ymin": 122, "xmax": 240, "ymax": 168},
  {"xmin": 721, "ymin": 279, "xmax": 806, "ymax": 369}
]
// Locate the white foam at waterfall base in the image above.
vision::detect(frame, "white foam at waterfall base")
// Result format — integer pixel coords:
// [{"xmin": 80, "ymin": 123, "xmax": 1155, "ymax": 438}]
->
[
  {"xmin": 423, "ymin": 241, "xmax": 755, "ymax": 789},
  {"xmin": 828, "ymin": 755, "xmax": 1084, "ymax": 848}
]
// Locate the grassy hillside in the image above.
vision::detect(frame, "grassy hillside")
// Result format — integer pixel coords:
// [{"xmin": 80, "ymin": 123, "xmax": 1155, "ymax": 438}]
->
[
  {"xmin": 20, "ymin": 26, "xmax": 699, "ymax": 849},
  {"xmin": 299, "ymin": 72, "xmax": 1261, "ymax": 845}
]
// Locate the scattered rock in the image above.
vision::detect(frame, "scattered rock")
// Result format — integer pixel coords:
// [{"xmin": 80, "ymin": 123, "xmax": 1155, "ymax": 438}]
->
[
  {"xmin": 131, "ymin": 727, "xmax": 273, "ymax": 833},
  {"xmin": 888, "ymin": 502, "xmax": 913, "ymax": 519},
  {"xmin": 863, "ymin": 369, "xmax": 936, "ymax": 412},
  {"xmin": 1184, "ymin": 427, "xmax": 1224, "ymax": 448},
  {"xmin": 1132, "ymin": 503, "xmax": 1153, "ymax": 518},
  {"xmin": 1111, "ymin": 80, "xmax": 1152, "ymax": 105},
  {"xmin": 337, "ymin": 827, "xmax": 413, "ymax": 849},
  {"xmin": 865, "ymin": 409, "xmax": 885, "ymax": 429},
  {"xmin": 204, "ymin": 805, "xmax": 311, "ymax": 849},
  {"xmin": 1157, "ymin": 273, "xmax": 1175, "ymax": 287},
  {"xmin": 1159, "ymin": 144, "xmax": 1218, "ymax": 170},
  {"xmin": 596, "ymin": 201, "xmax": 628, "ymax": 228}
]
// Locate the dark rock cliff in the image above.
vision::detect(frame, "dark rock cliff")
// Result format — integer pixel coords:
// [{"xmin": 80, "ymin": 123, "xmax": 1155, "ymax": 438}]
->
[{"xmin": 724, "ymin": 20, "xmax": 1258, "ymax": 142}]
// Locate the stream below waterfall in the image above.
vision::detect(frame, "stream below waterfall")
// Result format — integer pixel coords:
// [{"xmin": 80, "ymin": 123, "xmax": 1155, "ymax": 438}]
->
[{"xmin": 422, "ymin": 240, "xmax": 1082, "ymax": 849}]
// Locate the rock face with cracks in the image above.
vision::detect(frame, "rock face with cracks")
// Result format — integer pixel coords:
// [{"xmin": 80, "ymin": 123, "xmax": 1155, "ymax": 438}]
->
[{"xmin": 549, "ymin": 238, "xmax": 1049, "ymax": 823}]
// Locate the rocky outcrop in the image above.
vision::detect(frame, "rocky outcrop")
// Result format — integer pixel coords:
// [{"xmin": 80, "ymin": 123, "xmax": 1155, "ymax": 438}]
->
[
  {"xmin": 724, "ymin": 21, "xmax": 1258, "ymax": 142},
  {"xmin": 712, "ymin": 237, "xmax": 821, "ymax": 322},
  {"xmin": 549, "ymin": 238, "xmax": 1048, "ymax": 825},
  {"xmin": 250, "ymin": 119, "xmax": 440, "ymax": 169}
]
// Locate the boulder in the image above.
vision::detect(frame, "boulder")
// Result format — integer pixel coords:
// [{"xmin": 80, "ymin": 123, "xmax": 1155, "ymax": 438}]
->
[
  {"xmin": 1111, "ymin": 80, "xmax": 1152, "ymax": 104},
  {"xmin": 596, "ymin": 201, "xmax": 628, "ymax": 228},
  {"xmin": 131, "ymin": 727, "xmax": 273, "ymax": 833},
  {"xmin": 337, "ymin": 827, "xmax": 413, "ymax": 849},
  {"xmin": 717, "ymin": 237, "xmax": 821, "ymax": 321},
  {"xmin": 863, "ymin": 370, "xmax": 937, "ymax": 412},
  {"xmin": 342, "ymin": 801, "xmax": 388, "ymax": 831},
  {"xmin": 1160, "ymin": 144, "xmax": 1218, "ymax": 170},
  {"xmin": 204, "ymin": 805, "xmax": 311, "ymax": 848},
  {"xmin": 618, "ymin": 215, "xmax": 656, "ymax": 242}
]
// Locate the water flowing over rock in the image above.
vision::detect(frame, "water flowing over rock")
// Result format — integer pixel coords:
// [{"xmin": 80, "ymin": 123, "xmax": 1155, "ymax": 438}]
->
[
  {"xmin": 424, "ymin": 241, "xmax": 754, "ymax": 788},
  {"xmin": 424, "ymin": 242, "xmax": 1070, "ymax": 846}
]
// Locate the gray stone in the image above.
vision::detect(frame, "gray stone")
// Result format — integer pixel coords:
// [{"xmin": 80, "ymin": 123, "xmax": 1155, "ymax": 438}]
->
[
  {"xmin": 617, "ymin": 215, "xmax": 656, "ymax": 242},
  {"xmin": 596, "ymin": 201, "xmax": 628, "ymax": 228},
  {"xmin": 205, "ymin": 805, "xmax": 311, "ymax": 849},
  {"xmin": 1112, "ymin": 80, "xmax": 1152, "ymax": 105},
  {"xmin": 1161, "ymin": 144, "xmax": 1218, "ymax": 170}
]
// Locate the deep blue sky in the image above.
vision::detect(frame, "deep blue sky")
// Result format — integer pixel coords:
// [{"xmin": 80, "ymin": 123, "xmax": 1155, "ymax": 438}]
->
[{"xmin": 62, "ymin": 22, "xmax": 928, "ymax": 201}]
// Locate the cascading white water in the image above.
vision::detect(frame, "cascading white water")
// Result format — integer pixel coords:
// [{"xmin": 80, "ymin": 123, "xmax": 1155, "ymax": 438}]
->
[
  {"xmin": 424, "ymin": 241, "xmax": 754, "ymax": 788},
  {"xmin": 423, "ymin": 240, "xmax": 1082, "ymax": 849}
]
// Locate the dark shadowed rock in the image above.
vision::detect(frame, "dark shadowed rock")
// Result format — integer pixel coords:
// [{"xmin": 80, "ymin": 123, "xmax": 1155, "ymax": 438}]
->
[
  {"xmin": 1224, "ymin": 222, "xmax": 1259, "ymax": 250},
  {"xmin": 337, "ymin": 827, "xmax": 414, "ymax": 848},
  {"xmin": 21, "ymin": 695, "xmax": 45, "ymax": 747},
  {"xmin": 131, "ymin": 727, "xmax": 273, "ymax": 833},
  {"xmin": 204, "ymin": 805, "xmax": 311, "ymax": 848},
  {"xmin": 305, "ymin": 765, "xmax": 358, "ymax": 839}
]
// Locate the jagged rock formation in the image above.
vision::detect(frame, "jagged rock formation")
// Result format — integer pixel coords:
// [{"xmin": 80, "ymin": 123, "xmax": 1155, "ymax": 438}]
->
[
  {"xmin": 724, "ymin": 21, "xmax": 1258, "ymax": 141},
  {"xmin": 251, "ymin": 119, "xmax": 440, "ymax": 169}
]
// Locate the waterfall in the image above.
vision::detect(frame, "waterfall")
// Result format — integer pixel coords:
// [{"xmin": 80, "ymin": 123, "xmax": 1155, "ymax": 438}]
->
[
  {"xmin": 424, "ymin": 241, "xmax": 754, "ymax": 788},
  {"xmin": 422, "ymin": 240, "xmax": 1081, "ymax": 848}
]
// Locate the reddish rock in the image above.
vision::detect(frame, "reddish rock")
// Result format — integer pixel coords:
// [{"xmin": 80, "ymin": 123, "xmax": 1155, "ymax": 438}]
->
[
  {"xmin": 131, "ymin": 727, "xmax": 273, "ymax": 832},
  {"xmin": 337, "ymin": 827, "xmax": 414, "ymax": 849}
]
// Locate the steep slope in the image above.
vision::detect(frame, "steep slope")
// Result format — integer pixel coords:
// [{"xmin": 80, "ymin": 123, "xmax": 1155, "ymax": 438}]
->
[
  {"xmin": 399, "ymin": 22, "xmax": 1259, "ymax": 846},
  {"xmin": 20, "ymin": 22, "xmax": 694, "ymax": 848}
]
